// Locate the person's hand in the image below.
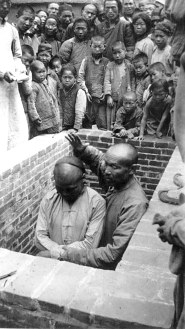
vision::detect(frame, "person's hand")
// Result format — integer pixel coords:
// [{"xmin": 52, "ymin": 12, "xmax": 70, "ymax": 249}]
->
[
  {"xmin": 119, "ymin": 129, "xmax": 128, "ymax": 137},
  {"xmin": 4, "ymin": 71, "xmax": 16, "ymax": 83},
  {"xmin": 65, "ymin": 132, "xmax": 88, "ymax": 152},
  {"xmin": 107, "ymin": 96, "xmax": 114, "ymax": 108},
  {"xmin": 99, "ymin": 93, "xmax": 105, "ymax": 102},
  {"xmin": 86, "ymin": 92, "xmax": 92, "ymax": 102},
  {"xmin": 156, "ymin": 131, "xmax": 162, "ymax": 139},
  {"xmin": 137, "ymin": 135, "xmax": 144, "ymax": 141},
  {"xmin": 127, "ymin": 132, "xmax": 134, "ymax": 139},
  {"xmin": 33, "ymin": 118, "xmax": 42, "ymax": 126},
  {"xmin": 37, "ymin": 250, "xmax": 51, "ymax": 258}
]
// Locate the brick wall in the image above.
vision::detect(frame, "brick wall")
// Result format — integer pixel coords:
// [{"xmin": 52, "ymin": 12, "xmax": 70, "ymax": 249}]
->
[
  {"xmin": 0, "ymin": 130, "xmax": 175, "ymax": 256},
  {"xmin": 78, "ymin": 129, "xmax": 175, "ymax": 200},
  {"xmin": 0, "ymin": 134, "xmax": 71, "ymax": 255}
]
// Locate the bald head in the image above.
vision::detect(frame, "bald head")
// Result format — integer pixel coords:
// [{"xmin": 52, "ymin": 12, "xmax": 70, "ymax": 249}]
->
[
  {"xmin": 54, "ymin": 162, "xmax": 83, "ymax": 185},
  {"xmin": 106, "ymin": 143, "xmax": 138, "ymax": 167},
  {"xmin": 54, "ymin": 156, "xmax": 85, "ymax": 203}
]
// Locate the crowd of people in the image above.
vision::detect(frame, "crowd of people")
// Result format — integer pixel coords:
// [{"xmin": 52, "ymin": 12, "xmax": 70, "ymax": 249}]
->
[
  {"xmin": 2, "ymin": 0, "xmax": 185, "ymax": 327},
  {"xmin": 0, "ymin": 0, "xmax": 182, "ymax": 152}
]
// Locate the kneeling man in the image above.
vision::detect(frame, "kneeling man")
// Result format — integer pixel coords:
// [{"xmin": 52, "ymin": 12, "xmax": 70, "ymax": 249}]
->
[{"xmin": 35, "ymin": 156, "xmax": 106, "ymax": 259}]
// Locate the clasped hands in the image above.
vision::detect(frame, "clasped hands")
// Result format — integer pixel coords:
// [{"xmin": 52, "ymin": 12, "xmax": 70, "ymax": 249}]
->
[{"xmin": 38, "ymin": 245, "xmax": 67, "ymax": 260}]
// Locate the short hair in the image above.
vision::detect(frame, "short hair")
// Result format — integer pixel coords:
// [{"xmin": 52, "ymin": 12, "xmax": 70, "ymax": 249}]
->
[
  {"xmin": 133, "ymin": 12, "xmax": 152, "ymax": 34},
  {"xmin": 133, "ymin": 52, "xmax": 148, "ymax": 65},
  {"xmin": 36, "ymin": 9, "xmax": 48, "ymax": 16},
  {"xmin": 112, "ymin": 41, "xmax": 125, "ymax": 51},
  {"xmin": 91, "ymin": 35, "xmax": 105, "ymax": 44},
  {"xmin": 81, "ymin": 3, "xmax": 98, "ymax": 14},
  {"xmin": 16, "ymin": 5, "xmax": 35, "ymax": 18},
  {"xmin": 45, "ymin": 14, "xmax": 59, "ymax": 25},
  {"xmin": 21, "ymin": 44, "xmax": 34, "ymax": 57},
  {"xmin": 73, "ymin": 17, "xmax": 89, "ymax": 31},
  {"xmin": 60, "ymin": 63, "xmax": 77, "ymax": 78},
  {"xmin": 50, "ymin": 55, "xmax": 62, "ymax": 67},
  {"xmin": 30, "ymin": 60, "xmax": 44, "ymax": 72},
  {"xmin": 47, "ymin": 2, "xmax": 59, "ymax": 9},
  {"xmin": 150, "ymin": 78, "xmax": 169, "ymax": 94},
  {"xmin": 149, "ymin": 62, "xmax": 166, "ymax": 73},
  {"xmin": 104, "ymin": 0, "xmax": 122, "ymax": 13}
]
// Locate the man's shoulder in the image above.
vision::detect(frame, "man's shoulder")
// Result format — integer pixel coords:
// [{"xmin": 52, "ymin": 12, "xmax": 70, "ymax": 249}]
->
[
  {"xmin": 42, "ymin": 188, "xmax": 57, "ymax": 203},
  {"xmin": 61, "ymin": 37, "xmax": 74, "ymax": 46},
  {"xmin": 86, "ymin": 186, "xmax": 105, "ymax": 203},
  {"xmin": 117, "ymin": 176, "xmax": 148, "ymax": 205},
  {"xmin": 128, "ymin": 177, "xmax": 148, "ymax": 204}
]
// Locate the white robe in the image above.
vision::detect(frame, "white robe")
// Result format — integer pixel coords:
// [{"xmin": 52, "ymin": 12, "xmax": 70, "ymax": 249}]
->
[{"xmin": 0, "ymin": 21, "xmax": 28, "ymax": 152}]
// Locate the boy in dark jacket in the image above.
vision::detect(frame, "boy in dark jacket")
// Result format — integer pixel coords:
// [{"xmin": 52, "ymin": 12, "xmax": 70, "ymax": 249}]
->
[{"xmin": 113, "ymin": 91, "xmax": 142, "ymax": 139}]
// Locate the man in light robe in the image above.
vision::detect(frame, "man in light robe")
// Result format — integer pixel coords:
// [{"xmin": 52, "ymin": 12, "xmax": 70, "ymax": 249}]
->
[{"xmin": 35, "ymin": 156, "xmax": 106, "ymax": 259}]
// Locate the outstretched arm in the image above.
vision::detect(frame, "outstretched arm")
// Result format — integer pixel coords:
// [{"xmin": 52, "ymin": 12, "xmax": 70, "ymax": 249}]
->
[
  {"xmin": 61, "ymin": 201, "xmax": 147, "ymax": 270},
  {"xmin": 65, "ymin": 133, "xmax": 105, "ymax": 177}
]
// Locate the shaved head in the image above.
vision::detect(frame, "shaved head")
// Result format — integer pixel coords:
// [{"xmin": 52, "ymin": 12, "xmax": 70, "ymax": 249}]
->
[
  {"xmin": 106, "ymin": 143, "xmax": 138, "ymax": 167},
  {"xmin": 54, "ymin": 162, "xmax": 83, "ymax": 185},
  {"xmin": 54, "ymin": 156, "xmax": 85, "ymax": 203},
  {"xmin": 123, "ymin": 91, "xmax": 137, "ymax": 102}
]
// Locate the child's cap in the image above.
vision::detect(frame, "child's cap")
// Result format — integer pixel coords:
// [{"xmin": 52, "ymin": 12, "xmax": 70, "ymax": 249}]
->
[
  {"xmin": 37, "ymin": 43, "xmax": 53, "ymax": 56},
  {"xmin": 154, "ymin": 20, "xmax": 172, "ymax": 36}
]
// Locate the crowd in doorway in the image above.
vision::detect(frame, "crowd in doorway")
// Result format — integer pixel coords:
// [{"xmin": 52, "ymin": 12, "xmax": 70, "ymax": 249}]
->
[{"xmin": 0, "ymin": 0, "xmax": 183, "ymax": 151}]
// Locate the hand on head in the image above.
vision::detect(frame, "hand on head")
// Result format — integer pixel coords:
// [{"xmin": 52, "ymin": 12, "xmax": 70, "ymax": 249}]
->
[{"xmin": 65, "ymin": 132, "xmax": 88, "ymax": 152}]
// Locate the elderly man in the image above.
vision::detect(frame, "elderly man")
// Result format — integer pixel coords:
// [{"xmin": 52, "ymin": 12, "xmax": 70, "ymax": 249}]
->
[
  {"xmin": 65, "ymin": 3, "xmax": 98, "ymax": 41},
  {"xmin": 62, "ymin": 134, "xmax": 148, "ymax": 270},
  {"xmin": 35, "ymin": 156, "xmax": 106, "ymax": 259},
  {"xmin": 96, "ymin": 0, "xmax": 135, "ymax": 60}
]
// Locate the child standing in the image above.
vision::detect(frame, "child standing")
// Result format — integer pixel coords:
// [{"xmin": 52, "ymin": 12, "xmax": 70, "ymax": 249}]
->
[
  {"xmin": 132, "ymin": 52, "xmax": 150, "ymax": 109},
  {"xmin": 139, "ymin": 79, "xmax": 172, "ymax": 140},
  {"xmin": 113, "ymin": 91, "xmax": 143, "ymax": 139},
  {"xmin": 151, "ymin": 21, "xmax": 172, "ymax": 76},
  {"xmin": 19, "ymin": 45, "xmax": 34, "ymax": 138},
  {"xmin": 104, "ymin": 41, "xmax": 134, "ymax": 130},
  {"xmin": 59, "ymin": 17, "xmax": 91, "ymax": 72},
  {"xmin": 27, "ymin": 60, "xmax": 60, "ymax": 137},
  {"xmin": 133, "ymin": 12, "xmax": 154, "ymax": 65},
  {"xmin": 59, "ymin": 64, "xmax": 86, "ymax": 132},
  {"xmin": 37, "ymin": 43, "xmax": 60, "ymax": 94},
  {"xmin": 78, "ymin": 35, "xmax": 108, "ymax": 130}
]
